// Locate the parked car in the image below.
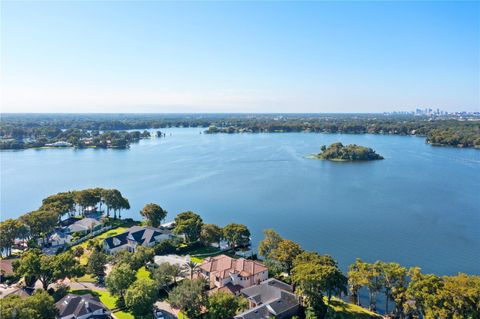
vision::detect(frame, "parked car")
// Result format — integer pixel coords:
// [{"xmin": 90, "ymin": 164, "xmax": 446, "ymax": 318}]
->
[{"xmin": 153, "ymin": 309, "xmax": 165, "ymax": 319}]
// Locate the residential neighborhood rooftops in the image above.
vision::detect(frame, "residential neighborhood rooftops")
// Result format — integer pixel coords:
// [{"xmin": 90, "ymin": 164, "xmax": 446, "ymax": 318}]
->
[
  {"xmin": 55, "ymin": 293, "xmax": 111, "ymax": 319},
  {"xmin": 199, "ymin": 254, "xmax": 268, "ymax": 280}
]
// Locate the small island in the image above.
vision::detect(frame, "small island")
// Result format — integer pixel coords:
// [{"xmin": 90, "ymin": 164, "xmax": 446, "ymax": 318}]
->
[{"xmin": 313, "ymin": 142, "xmax": 384, "ymax": 161}]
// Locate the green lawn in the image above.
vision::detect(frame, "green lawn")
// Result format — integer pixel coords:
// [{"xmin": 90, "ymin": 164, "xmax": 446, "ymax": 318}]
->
[
  {"xmin": 75, "ymin": 273, "xmax": 96, "ymax": 282},
  {"xmin": 190, "ymin": 256, "xmax": 204, "ymax": 263},
  {"xmin": 136, "ymin": 266, "xmax": 151, "ymax": 280},
  {"xmin": 75, "ymin": 227, "xmax": 129, "ymax": 265},
  {"xmin": 326, "ymin": 297, "xmax": 383, "ymax": 319}
]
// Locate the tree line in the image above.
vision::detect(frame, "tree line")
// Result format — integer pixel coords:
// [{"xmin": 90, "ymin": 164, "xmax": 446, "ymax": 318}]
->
[{"xmin": 2, "ymin": 113, "xmax": 479, "ymax": 149}]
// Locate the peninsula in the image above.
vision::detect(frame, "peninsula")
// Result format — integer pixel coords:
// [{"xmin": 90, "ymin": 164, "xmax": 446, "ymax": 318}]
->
[{"xmin": 314, "ymin": 142, "xmax": 384, "ymax": 161}]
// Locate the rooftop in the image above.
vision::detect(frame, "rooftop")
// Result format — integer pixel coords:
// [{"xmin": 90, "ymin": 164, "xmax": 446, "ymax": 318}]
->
[
  {"xmin": 235, "ymin": 278, "xmax": 299, "ymax": 319},
  {"xmin": 104, "ymin": 225, "xmax": 171, "ymax": 249},
  {"xmin": 199, "ymin": 254, "xmax": 267, "ymax": 280},
  {"xmin": 55, "ymin": 293, "xmax": 110, "ymax": 318}
]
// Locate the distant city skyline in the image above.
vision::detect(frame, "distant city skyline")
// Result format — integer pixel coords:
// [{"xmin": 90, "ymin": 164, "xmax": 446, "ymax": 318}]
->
[{"xmin": 1, "ymin": 1, "xmax": 479, "ymax": 113}]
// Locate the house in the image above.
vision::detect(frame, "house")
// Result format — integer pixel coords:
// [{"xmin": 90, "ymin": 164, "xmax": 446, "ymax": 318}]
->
[
  {"xmin": 103, "ymin": 225, "xmax": 173, "ymax": 254},
  {"xmin": 56, "ymin": 293, "xmax": 111, "ymax": 319},
  {"xmin": 2, "ymin": 287, "xmax": 34, "ymax": 299},
  {"xmin": 67, "ymin": 218, "xmax": 103, "ymax": 235},
  {"xmin": 235, "ymin": 278, "xmax": 300, "ymax": 319},
  {"xmin": 198, "ymin": 254, "xmax": 268, "ymax": 291},
  {"xmin": 0, "ymin": 259, "xmax": 16, "ymax": 282},
  {"xmin": 49, "ymin": 230, "xmax": 73, "ymax": 246}
]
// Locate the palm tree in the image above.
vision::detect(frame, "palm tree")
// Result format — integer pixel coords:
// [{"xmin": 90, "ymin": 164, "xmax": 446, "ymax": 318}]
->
[
  {"xmin": 184, "ymin": 260, "xmax": 199, "ymax": 280},
  {"xmin": 170, "ymin": 264, "xmax": 184, "ymax": 284}
]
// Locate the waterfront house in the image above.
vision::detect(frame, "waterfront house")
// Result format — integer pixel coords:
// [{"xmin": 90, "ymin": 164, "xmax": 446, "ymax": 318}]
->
[
  {"xmin": 235, "ymin": 278, "xmax": 300, "ymax": 319},
  {"xmin": 56, "ymin": 293, "xmax": 111, "ymax": 319},
  {"xmin": 198, "ymin": 254, "xmax": 268, "ymax": 291},
  {"xmin": 67, "ymin": 218, "xmax": 103, "ymax": 235},
  {"xmin": 103, "ymin": 225, "xmax": 173, "ymax": 254},
  {"xmin": 48, "ymin": 230, "xmax": 73, "ymax": 246}
]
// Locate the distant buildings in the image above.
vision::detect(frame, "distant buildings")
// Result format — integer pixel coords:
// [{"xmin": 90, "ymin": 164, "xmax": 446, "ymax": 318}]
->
[{"xmin": 103, "ymin": 225, "xmax": 173, "ymax": 254}]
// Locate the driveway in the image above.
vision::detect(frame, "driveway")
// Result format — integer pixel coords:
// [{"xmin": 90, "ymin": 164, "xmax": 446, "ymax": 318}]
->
[{"xmin": 154, "ymin": 300, "xmax": 179, "ymax": 319}]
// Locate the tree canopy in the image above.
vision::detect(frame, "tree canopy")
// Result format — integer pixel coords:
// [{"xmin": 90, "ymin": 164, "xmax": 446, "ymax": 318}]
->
[
  {"xmin": 315, "ymin": 142, "xmax": 384, "ymax": 161},
  {"xmin": 173, "ymin": 211, "xmax": 203, "ymax": 243},
  {"xmin": 124, "ymin": 278, "xmax": 158, "ymax": 316},
  {"xmin": 222, "ymin": 223, "xmax": 250, "ymax": 249},
  {"xmin": 140, "ymin": 203, "xmax": 167, "ymax": 227},
  {"xmin": 168, "ymin": 279, "xmax": 207, "ymax": 318},
  {"xmin": 206, "ymin": 291, "xmax": 248, "ymax": 319},
  {"xmin": 106, "ymin": 263, "xmax": 137, "ymax": 298}
]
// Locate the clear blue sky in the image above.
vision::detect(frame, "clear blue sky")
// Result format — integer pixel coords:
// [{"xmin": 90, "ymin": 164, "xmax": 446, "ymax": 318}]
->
[{"xmin": 1, "ymin": 1, "xmax": 479, "ymax": 113}]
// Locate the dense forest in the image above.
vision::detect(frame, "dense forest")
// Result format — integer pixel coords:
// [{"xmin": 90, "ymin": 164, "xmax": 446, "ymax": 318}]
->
[
  {"xmin": 314, "ymin": 143, "xmax": 384, "ymax": 161},
  {"xmin": 1, "ymin": 113, "xmax": 479, "ymax": 149}
]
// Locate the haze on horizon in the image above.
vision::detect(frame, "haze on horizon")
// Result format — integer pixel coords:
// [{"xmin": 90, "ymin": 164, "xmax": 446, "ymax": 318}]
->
[{"xmin": 1, "ymin": 1, "xmax": 479, "ymax": 114}]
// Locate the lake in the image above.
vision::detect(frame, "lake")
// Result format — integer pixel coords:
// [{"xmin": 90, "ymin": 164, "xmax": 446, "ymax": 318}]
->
[{"xmin": 1, "ymin": 128, "xmax": 479, "ymax": 276}]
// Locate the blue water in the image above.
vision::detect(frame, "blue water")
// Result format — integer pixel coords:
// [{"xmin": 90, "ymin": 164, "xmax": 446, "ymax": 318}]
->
[{"xmin": 1, "ymin": 128, "xmax": 479, "ymax": 276}]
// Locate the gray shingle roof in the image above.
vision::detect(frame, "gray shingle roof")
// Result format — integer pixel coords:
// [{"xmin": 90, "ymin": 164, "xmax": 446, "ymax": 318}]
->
[
  {"xmin": 104, "ymin": 225, "xmax": 171, "ymax": 249},
  {"xmin": 235, "ymin": 278, "xmax": 299, "ymax": 319},
  {"xmin": 55, "ymin": 293, "xmax": 110, "ymax": 318},
  {"xmin": 67, "ymin": 218, "xmax": 102, "ymax": 233}
]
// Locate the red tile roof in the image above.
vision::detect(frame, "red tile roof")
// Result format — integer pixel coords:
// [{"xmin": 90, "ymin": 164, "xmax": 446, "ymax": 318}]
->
[
  {"xmin": 0, "ymin": 259, "xmax": 16, "ymax": 276},
  {"xmin": 199, "ymin": 254, "xmax": 267, "ymax": 280}
]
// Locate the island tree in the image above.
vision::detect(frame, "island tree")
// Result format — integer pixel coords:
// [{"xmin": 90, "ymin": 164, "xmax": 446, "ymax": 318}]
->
[{"xmin": 315, "ymin": 142, "xmax": 384, "ymax": 161}]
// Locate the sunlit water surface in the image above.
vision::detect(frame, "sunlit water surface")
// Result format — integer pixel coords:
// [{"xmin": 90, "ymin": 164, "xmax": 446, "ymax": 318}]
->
[{"xmin": 2, "ymin": 128, "xmax": 479, "ymax": 277}]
